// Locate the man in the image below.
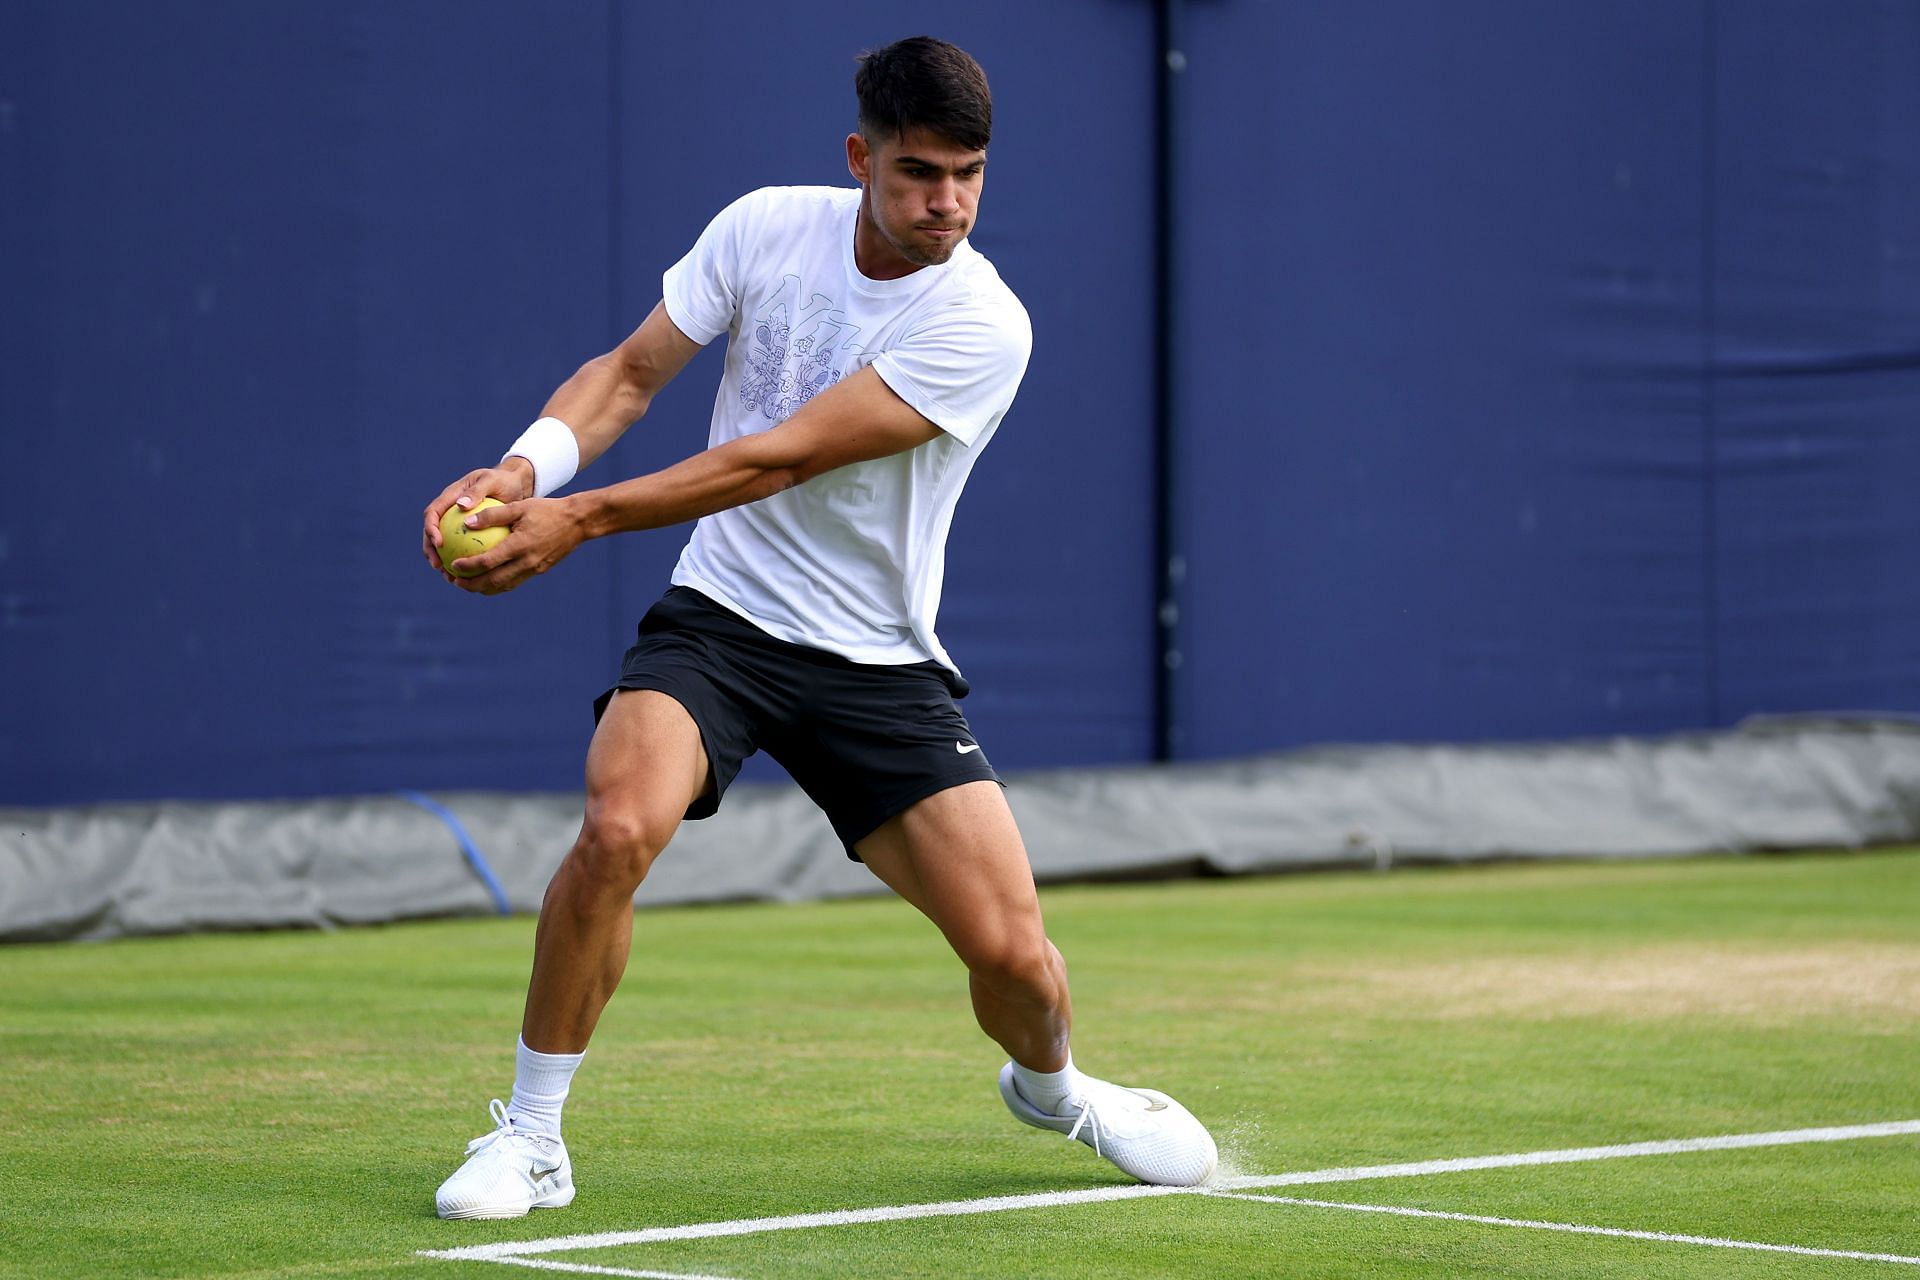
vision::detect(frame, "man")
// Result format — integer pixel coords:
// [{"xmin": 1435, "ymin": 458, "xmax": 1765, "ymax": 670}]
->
[{"xmin": 422, "ymin": 36, "xmax": 1216, "ymax": 1221}]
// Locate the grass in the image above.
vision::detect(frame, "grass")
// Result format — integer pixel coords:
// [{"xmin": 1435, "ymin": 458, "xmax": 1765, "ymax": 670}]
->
[{"xmin": 0, "ymin": 848, "xmax": 1916, "ymax": 1278}]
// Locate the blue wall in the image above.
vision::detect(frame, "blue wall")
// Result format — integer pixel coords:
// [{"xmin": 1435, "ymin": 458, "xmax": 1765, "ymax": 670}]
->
[
  {"xmin": 4, "ymin": 1, "xmax": 1917, "ymax": 805},
  {"xmin": 1174, "ymin": 1, "xmax": 1716, "ymax": 754}
]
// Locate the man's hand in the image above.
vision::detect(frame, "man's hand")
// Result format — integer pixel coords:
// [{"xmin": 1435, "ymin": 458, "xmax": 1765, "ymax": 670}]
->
[
  {"xmin": 443, "ymin": 495, "xmax": 588, "ymax": 595},
  {"xmin": 422, "ymin": 460, "xmax": 535, "ymax": 582}
]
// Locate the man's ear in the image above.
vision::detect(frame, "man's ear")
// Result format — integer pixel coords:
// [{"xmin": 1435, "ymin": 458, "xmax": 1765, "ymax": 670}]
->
[{"xmin": 846, "ymin": 132, "xmax": 871, "ymax": 185}]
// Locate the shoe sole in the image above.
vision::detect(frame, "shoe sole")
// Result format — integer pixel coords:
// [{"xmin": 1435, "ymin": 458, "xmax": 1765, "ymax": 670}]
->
[{"xmin": 437, "ymin": 1181, "xmax": 575, "ymax": 1220}]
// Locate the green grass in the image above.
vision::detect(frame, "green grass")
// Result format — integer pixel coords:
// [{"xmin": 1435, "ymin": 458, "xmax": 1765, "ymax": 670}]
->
[{"xmin": 1, "ymin": 849, "xmax": 1917, "ymax": 1278}]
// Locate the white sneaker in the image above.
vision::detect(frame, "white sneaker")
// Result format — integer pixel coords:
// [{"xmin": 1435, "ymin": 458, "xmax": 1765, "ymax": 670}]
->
[
  {"xmin": 435, "ymin": 1099, "xmax": 575, "ymax": 1220},
  {"xmin": 998, "ymin": 1061, "xmax": 1218, "ymax": 1187}
]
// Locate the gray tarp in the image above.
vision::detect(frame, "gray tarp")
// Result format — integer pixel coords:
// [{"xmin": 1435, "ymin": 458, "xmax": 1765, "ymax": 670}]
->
[{"xmin": 5, "ymin": 716, "xmax": 1918, "ymax": 943}]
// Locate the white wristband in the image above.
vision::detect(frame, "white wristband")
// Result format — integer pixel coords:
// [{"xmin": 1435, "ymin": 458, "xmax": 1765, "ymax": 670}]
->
[{"xmin": 502, "ymin": 416, "xmax": 580, "ymax": 498}]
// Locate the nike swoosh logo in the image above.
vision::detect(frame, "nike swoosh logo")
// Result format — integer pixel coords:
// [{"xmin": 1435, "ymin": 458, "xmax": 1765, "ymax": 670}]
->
[
  {"xmin": 530, "ymin": 1163, "xmax": 562, "ymax": 1182},
  {"xmin": 956, "ymin": 742, "xmax": 981, "ymax": 754}
]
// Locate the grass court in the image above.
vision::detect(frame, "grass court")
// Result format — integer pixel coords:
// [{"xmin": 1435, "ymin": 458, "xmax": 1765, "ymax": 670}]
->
[{"xmin": 2, "ymin": 848, "xmax": 1916, "ymax": 1278}]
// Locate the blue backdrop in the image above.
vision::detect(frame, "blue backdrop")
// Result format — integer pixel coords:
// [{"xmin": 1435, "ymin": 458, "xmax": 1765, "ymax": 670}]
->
[{"xmin": 3, "ymin": 1, "xmax": 1916, "ymax": 804}]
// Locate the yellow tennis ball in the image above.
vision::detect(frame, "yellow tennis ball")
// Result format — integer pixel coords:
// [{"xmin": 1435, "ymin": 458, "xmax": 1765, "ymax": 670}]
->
[{"xmin": 438, "ymin": 498, "xmax": 508, "ymax": 577}]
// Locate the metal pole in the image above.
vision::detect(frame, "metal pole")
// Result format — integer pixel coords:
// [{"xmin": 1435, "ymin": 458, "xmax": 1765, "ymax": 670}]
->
[{"xmin": 1153, "ymin": 0, "xmax": 1186, "ymax": 761}]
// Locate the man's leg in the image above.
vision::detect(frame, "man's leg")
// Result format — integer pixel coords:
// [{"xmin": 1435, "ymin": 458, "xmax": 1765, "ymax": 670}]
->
[
  {"xmin": 437, "ymin": 689, "xmax": 709, "ymax": 1220},
  {"xmin": 856, "ymin": 780, "xmax": 1217, "ymax": 1187},
  {"xmin": 854, "ymin": 780, "xmax": 1070, "ymax": 1072},
  {"xmin": 523, "ymin": 688, "xmax": 710, "ymax": 1053}
]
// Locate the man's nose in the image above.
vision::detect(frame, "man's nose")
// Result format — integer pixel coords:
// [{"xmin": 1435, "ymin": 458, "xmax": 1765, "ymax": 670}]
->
[{"xmin": 928, "ymin": 177, "xmax": 961, "ymax": 217}]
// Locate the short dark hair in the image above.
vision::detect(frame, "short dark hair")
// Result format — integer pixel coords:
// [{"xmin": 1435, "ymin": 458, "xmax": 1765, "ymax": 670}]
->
[{"xmin": 855, "ymin": 36, "xmax": 992, "ymax": 152}]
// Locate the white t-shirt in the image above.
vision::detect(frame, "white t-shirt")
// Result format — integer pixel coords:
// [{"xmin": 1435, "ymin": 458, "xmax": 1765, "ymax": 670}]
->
[{"xmin": 660, "ymin": 185, "xmax": 1032, "ymax": 672}]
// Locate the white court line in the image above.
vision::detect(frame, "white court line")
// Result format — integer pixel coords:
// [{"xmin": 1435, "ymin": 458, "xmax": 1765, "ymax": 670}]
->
[
  {"xmin": 1215, "ymin": 1191, "xmax": 1920, "ymax": 1267},
  {"xmin": 486, "ymin": 1260, "xmax": 739, "ymax": 1280},
  {"xmin": 419, "ymin": 1118, "xmax": 1920, "ymax": 1265},
  {"xmin": 421, "ymin": 1185, "xmax": 1190, "ymax": 1262},
  {"xmin": 1219, "ymin": 1118, "xmax": 1920, "ymax": 1191}
]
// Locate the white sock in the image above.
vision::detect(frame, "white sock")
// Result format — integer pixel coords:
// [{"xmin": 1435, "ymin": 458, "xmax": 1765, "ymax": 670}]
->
[
  {"xmin": 1010, "ymin": 1053, "xmax": 1083, "ymax": 1116},
  {"xmin": 506, "ymin": 1035, "xmax": 585, "ymax": 1138}
]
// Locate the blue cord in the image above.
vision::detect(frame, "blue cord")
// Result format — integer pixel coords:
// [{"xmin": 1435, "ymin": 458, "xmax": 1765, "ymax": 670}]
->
[{"xmin": 397, "ymin": 790, "xmax": 512, "ymax": 916}]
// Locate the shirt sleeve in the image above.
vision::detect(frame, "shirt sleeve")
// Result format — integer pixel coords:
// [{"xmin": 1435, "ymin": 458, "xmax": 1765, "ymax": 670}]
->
[
  {"xmin": 661, "ymin": 190, "xmax": 764, "ymax": 345},
  {"xmin": 872, "ymin": 295, "xmax": 1033, "ymax": 448}
]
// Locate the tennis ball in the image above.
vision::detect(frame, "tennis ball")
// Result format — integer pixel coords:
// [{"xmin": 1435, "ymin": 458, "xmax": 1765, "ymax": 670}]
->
[{"xmin": 438, "ymin": 498, "xmax": 508, "ymax": 577}]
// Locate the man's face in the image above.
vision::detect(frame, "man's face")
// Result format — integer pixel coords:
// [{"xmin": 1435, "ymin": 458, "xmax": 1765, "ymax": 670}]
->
[{"xmin": 846, "ymin": 127, "xmax": 986, "ymax": 277}]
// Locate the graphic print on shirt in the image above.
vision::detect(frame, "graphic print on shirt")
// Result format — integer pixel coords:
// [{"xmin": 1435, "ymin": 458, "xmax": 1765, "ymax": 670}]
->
[{"xmin": 740, "ymin": 274, "xmax": 865, "ymax": 423}]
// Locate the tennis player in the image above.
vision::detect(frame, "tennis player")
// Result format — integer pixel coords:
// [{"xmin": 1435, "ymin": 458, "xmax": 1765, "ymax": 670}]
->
[{"xmin": 422, "ymin": 36, "xmax": 1216, "ymax": 1220}]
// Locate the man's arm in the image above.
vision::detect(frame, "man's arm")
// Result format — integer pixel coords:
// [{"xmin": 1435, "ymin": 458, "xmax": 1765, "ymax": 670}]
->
[
  {"xmin": 420, "ymin": 302, "xmax": 704, "ymax": 576},
  {"xmin": 447, "ymin": 365, "xmax": 943, "ymax": 594},
  {"xmin": 538, "ymin": 301, "xmax": 705, "ymax": 471}
]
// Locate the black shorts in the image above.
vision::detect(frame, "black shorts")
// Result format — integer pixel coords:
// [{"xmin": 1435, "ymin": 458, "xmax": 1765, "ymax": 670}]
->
[{"xmin": 594, "ymin": 587, "xmax": 1001, "ymax": 856}]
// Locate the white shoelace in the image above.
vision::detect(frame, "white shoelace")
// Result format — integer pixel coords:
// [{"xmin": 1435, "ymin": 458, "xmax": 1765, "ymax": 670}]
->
[
  {"xmin": 466, "ymin": 1098, "xmax": 529, "ymax": 1155},
  {"xmin": 1064, "ymin": 1095, "xmax": 1112, "ymax": 1157}
]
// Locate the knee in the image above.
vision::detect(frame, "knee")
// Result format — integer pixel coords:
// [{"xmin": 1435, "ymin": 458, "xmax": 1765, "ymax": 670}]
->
[
  {"xmin": 566, "ymin": 804, "xmax": 676, "ymax": 895},
  {"xmin": 967, "ymin": 933, "xmax": 1064, "ymax": 1002}
]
